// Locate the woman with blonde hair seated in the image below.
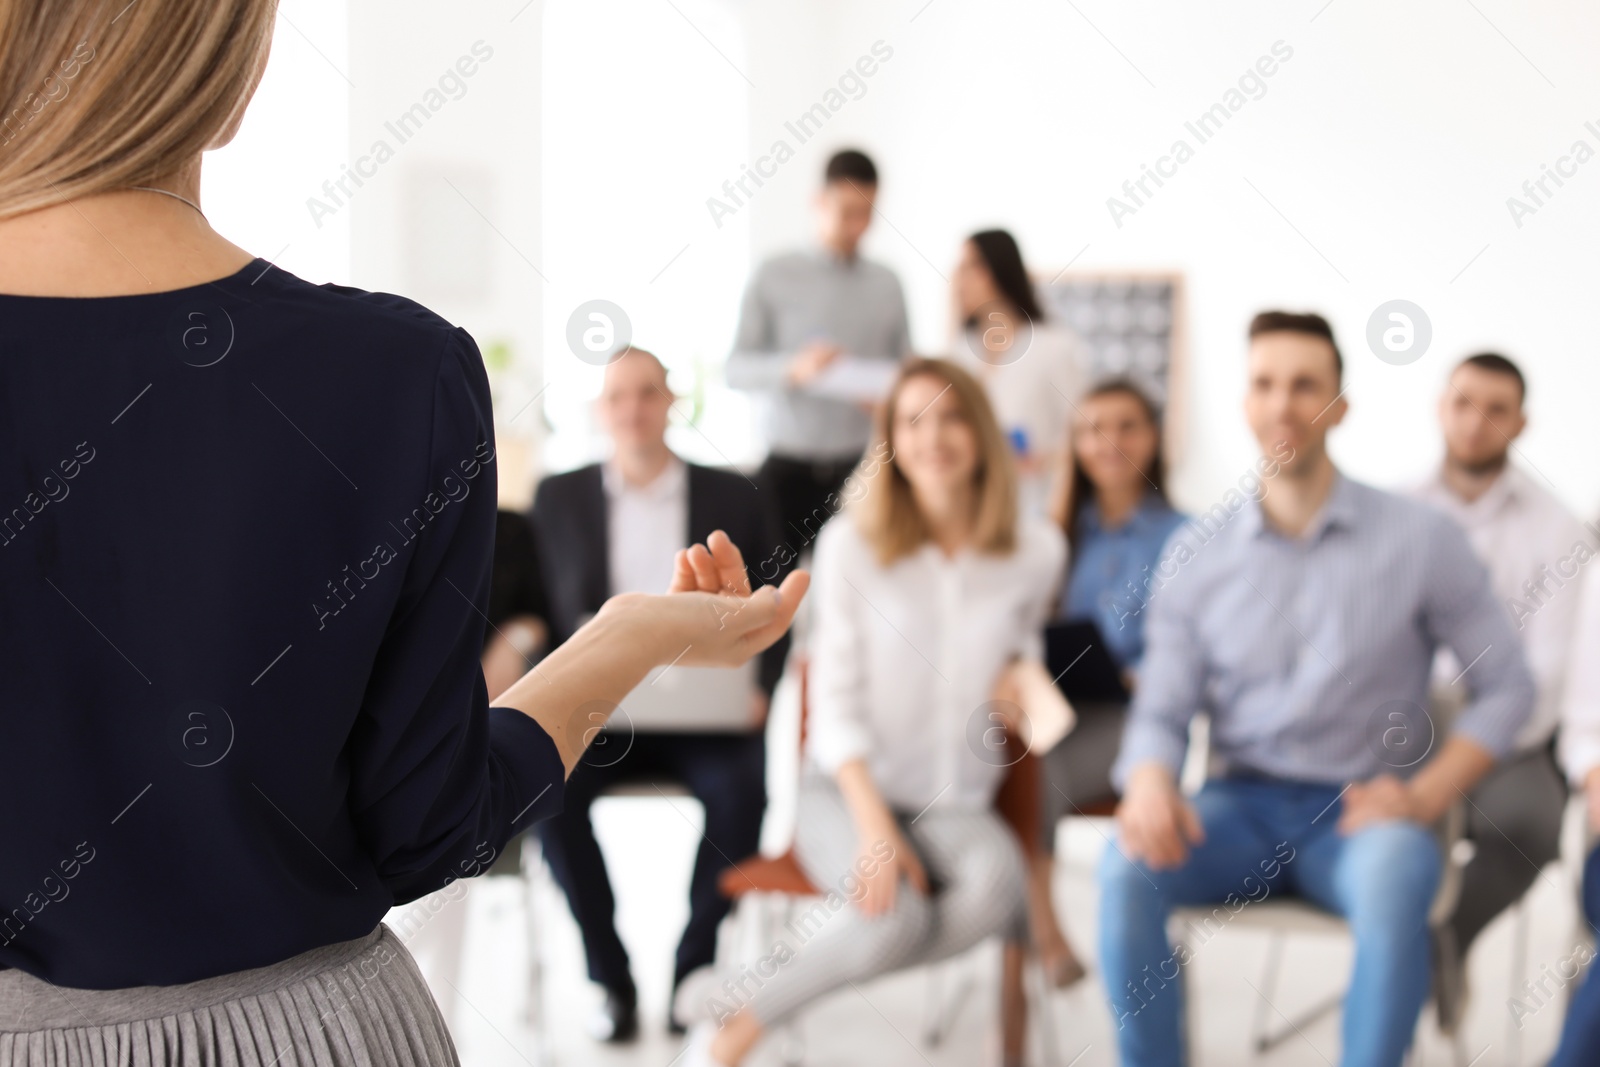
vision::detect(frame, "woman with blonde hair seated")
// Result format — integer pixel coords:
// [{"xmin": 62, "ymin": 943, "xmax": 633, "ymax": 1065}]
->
[
  {"xmin": 683, "ymin": 359, "xmax": 1066, "ymax": 1067},
  {"xmin": 0, "ymin": 3, "xmax": 803, "ymax": 1064}
]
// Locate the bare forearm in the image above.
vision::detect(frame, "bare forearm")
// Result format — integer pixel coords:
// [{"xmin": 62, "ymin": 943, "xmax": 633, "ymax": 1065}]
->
[
  {"xmin": 1407, "ymin": 735, "xmax": 1495, "ymax": 823},
  {"xmin": 835, "ymin": 758, "xmax": 894, "ymax": 835},
  {"xmin": 493, "ymin": 596, "xmax": 669, "ymax": 777},
  {"xmin": 492, "ymin": 534, "xmax": 808, "ymax": 780}
]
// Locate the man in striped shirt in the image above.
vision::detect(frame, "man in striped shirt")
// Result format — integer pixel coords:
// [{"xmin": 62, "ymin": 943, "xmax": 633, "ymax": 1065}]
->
[{"xmin": 1097, "ymin": 311, "xmax": 1535, "ymax": 1067}]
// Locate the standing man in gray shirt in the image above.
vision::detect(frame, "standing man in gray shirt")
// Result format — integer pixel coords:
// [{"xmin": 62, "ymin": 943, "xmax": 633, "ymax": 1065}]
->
[{"xmin": 726, "ymin": 149, "xmax": 911, "ymax": 552}]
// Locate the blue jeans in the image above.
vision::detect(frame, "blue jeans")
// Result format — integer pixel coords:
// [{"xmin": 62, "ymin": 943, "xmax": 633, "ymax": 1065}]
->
[
  {"xmin": 1549, "ymin": 843, "xmax": 1600, "ymax": 1066},
  {"xmin": 1097, "ymin": 778, "xmax": 1442, "ymax": 1067}
]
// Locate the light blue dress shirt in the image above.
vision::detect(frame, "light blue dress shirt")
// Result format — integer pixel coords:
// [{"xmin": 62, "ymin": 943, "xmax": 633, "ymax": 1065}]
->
[
  {"xmin": 1059, "ymin": 495, "xmax": 1189, "ymax": 671},
  {"xmin": 1112, "ymin": 474, "xmax": 1535, "ymax": 790}
]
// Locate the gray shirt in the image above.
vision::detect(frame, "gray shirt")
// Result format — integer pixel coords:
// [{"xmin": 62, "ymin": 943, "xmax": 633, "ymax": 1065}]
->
[
  {"xmin": 1113, "ymin": 473, "xmax": 1534, "ymax": 790},
  {"xmin": 726, "ymin": 248, "xmax": 911, "ymax": 460}
]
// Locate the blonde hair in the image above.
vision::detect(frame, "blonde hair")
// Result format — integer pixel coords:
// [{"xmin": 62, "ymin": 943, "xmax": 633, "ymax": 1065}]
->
[
  {"xmin": 852, "ymin": 357, "xmax": 1018, "ymax": 565},
  {"xmin": 0, "ymin": 0, "xmax": 277, "ymax": 219}
]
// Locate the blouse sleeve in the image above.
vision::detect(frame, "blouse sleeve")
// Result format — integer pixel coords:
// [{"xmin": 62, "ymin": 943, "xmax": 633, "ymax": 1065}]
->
[
  {"xmin": 347, "ymin": 329, "xmax": 564, "ymax": 905},
  {"xmin": 805, "ymin": 522, "xmax": 875, "ymax": 775}
]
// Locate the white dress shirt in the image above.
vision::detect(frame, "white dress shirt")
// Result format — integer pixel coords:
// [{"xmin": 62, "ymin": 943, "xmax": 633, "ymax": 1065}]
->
[
  {"xmin": 1413, "ymin": 463, "xmax": 1588, "ymax": 750},
  {"xmin": 805, "ymin": 512, "xmax": 1067, "ymax": 813},
  {"xmin": 602, "ymin": 455, "xmax": 687, "ymax": 597},
  {"xmin": 1561, "ymin": 561, "xmax": 1600, "ymax": 784}
]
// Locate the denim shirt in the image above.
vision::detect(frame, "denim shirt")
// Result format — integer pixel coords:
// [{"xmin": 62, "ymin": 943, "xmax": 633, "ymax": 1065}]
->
[{"xmin": 1058, "ymin": 495, "xmax": 1188, "ymax": 670}]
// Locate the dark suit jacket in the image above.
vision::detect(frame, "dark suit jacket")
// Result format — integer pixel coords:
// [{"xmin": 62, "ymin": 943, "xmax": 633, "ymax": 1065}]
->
[{"xmin": 528, "ymin": 461, "xmax": 790, "ymax": 695}]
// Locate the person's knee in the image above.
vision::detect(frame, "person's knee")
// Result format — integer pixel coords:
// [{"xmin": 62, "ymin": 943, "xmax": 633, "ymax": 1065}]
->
[
  {"xmin": 1343, "ymin": 822, "xmax": 1440, "ymax": 928},
  {"xmin": 844, "ymin": 892, "xmax": 932, "ymax": 971},
  {"xmin": 1098, "ymin": 839, "xmax": 1162, "ymax": 905},
  {"xmin": 953, "ymin": 831, "xmax": 1027, "ymax": 935},
  {"xmin": 963, "ymin": 828, "xmax": 1025, "ymax": 898}
]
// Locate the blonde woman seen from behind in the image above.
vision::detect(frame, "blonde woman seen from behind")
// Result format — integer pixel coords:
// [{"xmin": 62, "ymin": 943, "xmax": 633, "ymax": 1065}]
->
[
  {"xmin": 0, "ymin": 4, "xmax": 805, "ymax": 1065},
  {"xmin": 681, "ymin": 359, "xmax": 1065, "ymax": 1067}
]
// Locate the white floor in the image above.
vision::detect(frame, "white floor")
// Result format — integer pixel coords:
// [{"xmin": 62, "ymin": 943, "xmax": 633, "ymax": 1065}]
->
[{"xmin": 392, "ymin": 681, "xmax": 1589, "ymax": 1066}]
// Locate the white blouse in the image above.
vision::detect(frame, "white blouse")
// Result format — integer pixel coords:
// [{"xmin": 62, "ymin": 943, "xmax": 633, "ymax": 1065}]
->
[
  {"xmin": 951, "ymin": 322, "xmax": 1084, "ymax": 516},
  {"xmin": 1412, "ymin": 464, "xmax": 1587, "ymax": 750},
  {"xmin": 805, "ymin": 513, "xmax": 1067, "ymax": 813}
]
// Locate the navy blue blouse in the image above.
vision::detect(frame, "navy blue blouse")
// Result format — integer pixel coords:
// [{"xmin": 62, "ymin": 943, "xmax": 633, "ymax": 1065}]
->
[{"xmin": 0, "ymin": 259, "xmax": 563, "ymax": 988}]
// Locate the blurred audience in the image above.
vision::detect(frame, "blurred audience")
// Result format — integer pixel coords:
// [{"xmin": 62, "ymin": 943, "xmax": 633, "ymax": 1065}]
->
[
  {"xmin": 528, "ymin": 348, "xmax": 788, "ymax": 1041},
  {"xmin": 681, "ymin": 359, "xmax": 1064, "ymax": 1067},
  {"xmin": 1410, "ymin": 352, "xmax": 1583, "ymax": 1032},
  {"xmin": 529, "ymin": 163, "xmax": 1598, "ymax": 1057},
  {"xmin": 948, "ymin": 228, "xmax": 1084, "ymax": 515},
  {"xmin": 726, "ymin": 148, "xmax": 911, "ymax": 550},
  {"xmin": 1098, "ymin": 311, "xmax": 1534, "ymax": 1067}
]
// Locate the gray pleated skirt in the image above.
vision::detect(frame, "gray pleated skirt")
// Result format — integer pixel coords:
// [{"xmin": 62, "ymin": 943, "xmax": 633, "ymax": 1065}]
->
[{"xmin": 0, "ymin": 925, "xmax": 458, "ymax": 1067}]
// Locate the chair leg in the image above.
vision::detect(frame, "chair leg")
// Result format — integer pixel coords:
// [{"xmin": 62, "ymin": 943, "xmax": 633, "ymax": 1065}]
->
[
  {"xmin": 1251, "ymin": 930, "xmax": 1286, "ymax": 1052},
  {"xmin": 1508, "ymin": 898, "xmax": 1530, "ymax": 1067},
  {"xmin": 520, "ymin": 835, "xmax": 553, "ymax": 1067},
  {"xmin": 1027, "ymin": 957, "xmax": 1063, "ymax": 1067},
  {"xmin": 1176, "ymin": 941, "xmax": 1196, "ymax": 1067},
  {"xmin": 778, "ymin": 1019, "xmax": 805, "ymax": 1067},
  {"xmin": 923, "ymin": 956, "xmax": 976, "ymax": 1047},
  {"xmin": 1251, "ymin": 930, "xmax": 1342, "ymax": 1054},
  {"xmin": 922, "ymin": 962, "xmax": 944, "ymax": 1046}
]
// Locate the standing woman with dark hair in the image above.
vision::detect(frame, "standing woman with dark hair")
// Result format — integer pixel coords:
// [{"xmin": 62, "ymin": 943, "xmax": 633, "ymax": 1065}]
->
[
  {"xmin": 1026, "ymin": 377, "xmax": 1188, "ymax": 984},
  {"xmin": 950, "ymin": 229, "xmax": 1085, "ymax": 516},
  {"xmin": 0, "ymin": 3, "xmax": 805, "ymax": 1064}
]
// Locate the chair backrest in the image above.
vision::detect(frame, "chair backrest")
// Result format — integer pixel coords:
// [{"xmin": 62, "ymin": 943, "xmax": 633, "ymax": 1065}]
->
[{"xmin": 993, "ymin": 743, "xmax": 1042, "ymax": 861}]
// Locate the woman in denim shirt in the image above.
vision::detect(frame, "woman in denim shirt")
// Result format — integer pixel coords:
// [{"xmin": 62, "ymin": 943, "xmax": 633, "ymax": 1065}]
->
[{"xmin": 1029, "ymin": 378, "xmax": 1187, "ymax": 985}]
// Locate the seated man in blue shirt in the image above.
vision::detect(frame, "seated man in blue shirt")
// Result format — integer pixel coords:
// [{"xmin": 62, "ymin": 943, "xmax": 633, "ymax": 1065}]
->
[{"xmin": 1098, "ymin": 311, "xmax": 1535, "ymax": 1067}]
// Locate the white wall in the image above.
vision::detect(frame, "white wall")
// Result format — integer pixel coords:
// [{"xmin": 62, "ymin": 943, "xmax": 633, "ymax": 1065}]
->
[
  {"xmin": 203, "ymin": 0, "xmax": 350, "ymax": 286},
  {"xmin": 539, "ymin": 0, "xmax": 754, "ymax": 476},
  {"xmin": 347, "ymin": 0, "xmax": 545, "ymax": 505},
  {"xmin": 324, "ymin": 0, "xmax": 1600, "ymax": 516},
  {"xmin": 737, "ymin": 0, "xmax": 1600, "ymax": 515}
]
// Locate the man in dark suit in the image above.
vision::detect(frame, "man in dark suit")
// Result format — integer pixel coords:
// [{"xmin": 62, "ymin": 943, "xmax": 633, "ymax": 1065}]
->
[{"xmin": 529, "ymin": 347, "xmax": 788, "ymax": 1042}]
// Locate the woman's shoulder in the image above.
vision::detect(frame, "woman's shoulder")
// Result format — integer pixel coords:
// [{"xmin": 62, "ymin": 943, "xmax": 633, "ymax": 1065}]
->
[
  {"xmin": 813, "ymin": 512, "xmax": 870, "ymax": 566},
  {"xmin": 1142, "ymin": 498, "xmax": 1190, "ymax": 538},
  {"xmin": 249, "ymin": 267, "xmax": 476, "ymax": 377}
]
